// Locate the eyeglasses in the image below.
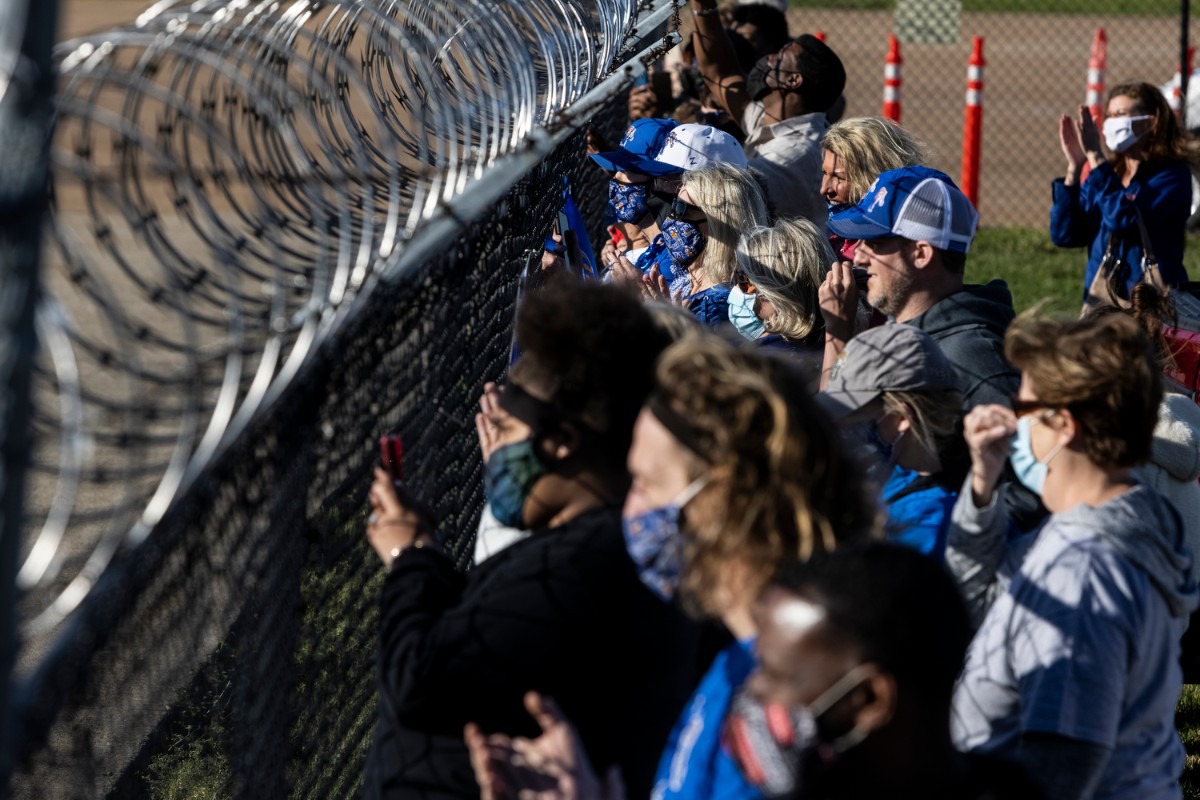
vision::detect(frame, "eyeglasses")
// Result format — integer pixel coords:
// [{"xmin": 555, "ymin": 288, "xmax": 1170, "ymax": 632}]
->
[
  {"xmin": 669, "ymin": 197, "xmax": 705, "ymax": 221},
  {"xmin": 1010, "ymin": 397, "xmax": 1065, "ymax": 419}
]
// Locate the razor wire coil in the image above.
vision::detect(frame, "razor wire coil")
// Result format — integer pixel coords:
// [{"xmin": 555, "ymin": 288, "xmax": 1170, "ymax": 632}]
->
[{"xmin": 19, "ymin": 0, "xmax": 644, "ymax": 637}]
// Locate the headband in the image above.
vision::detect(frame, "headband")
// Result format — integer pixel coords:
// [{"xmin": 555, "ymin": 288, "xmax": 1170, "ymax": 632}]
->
[{"xmin": 646, "ymin": 392, "xmax": 710, "ymax": 460}]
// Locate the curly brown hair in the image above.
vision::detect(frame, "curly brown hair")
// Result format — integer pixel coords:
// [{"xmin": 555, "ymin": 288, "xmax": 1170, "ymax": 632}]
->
[
  {"xmin": 1004, "ymin": 311, "xmax": 1162, "ymax": 469},
  {"xmin": 651, "ymin": 334, "xmax": 881, "ymax": 618}
]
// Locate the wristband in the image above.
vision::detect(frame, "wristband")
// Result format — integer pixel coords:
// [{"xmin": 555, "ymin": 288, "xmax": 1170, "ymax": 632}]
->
[
  {"xmin": 389, "ymin": 536, "xmax": 433, "ymax": 567},
  {"xmin": 692, "ymin": 6, "xmax": 720, "ymax": 15}
]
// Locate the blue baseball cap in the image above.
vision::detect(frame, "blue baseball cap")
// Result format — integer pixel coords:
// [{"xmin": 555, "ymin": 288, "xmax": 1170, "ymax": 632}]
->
[
  {"xmin": 590, "ymin": 118, "xmax": 681, "ymax": 176},
  {"xmin": 827, "ymin": 166, "xmax": 979, "ymax": 254}
]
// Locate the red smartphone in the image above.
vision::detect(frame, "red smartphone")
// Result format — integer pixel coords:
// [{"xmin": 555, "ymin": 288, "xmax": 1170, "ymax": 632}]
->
[{"xmin": 380, "ymin": 435, "xmax": 404, "ymax": 482}]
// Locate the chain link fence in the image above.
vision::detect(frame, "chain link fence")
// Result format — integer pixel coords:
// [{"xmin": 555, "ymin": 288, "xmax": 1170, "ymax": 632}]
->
[
  {"xmin": 7, "ymin": 0, "xmax": 1197, "ymax": 797},
  {"xmin": 785, "ymin": 0, "xmax": 1195, "ymax": 225},
  {"xmin": 8, "ymin": 0, "xmax": 664, "ymax": 795}
]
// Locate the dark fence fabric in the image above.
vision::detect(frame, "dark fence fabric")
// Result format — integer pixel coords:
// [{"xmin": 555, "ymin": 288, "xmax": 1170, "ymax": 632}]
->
[
  {"xmin": 12, "ymin": 0, "xmax": 1199, "ymax": 797},
  {"xmin": 11, "ymin": 119, "xmax": 622, "ymax": 798}
]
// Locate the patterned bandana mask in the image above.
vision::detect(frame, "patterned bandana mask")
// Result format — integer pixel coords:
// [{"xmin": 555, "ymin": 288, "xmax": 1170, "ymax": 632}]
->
[
  {"xmin": 608, "ymin": 180, "xmax": 651, "ymax": 223},
  {"xmin": 483, "ymin": 439, "xmax": 547, "ymax": 528},
  {"xmin": 621, "ymin": 476, "xmax": 707, "ymax": 601},
  {"xmin": 661, "ymin": 217, "xmax": 706, "ymax": 270},
  {"xmin": 724, "ymin": 666, "xmax": 872, "ymax": 799}
]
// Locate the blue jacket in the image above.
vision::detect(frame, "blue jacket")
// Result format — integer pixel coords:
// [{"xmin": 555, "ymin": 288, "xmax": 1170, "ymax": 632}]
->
[
  {"xmin": 652, "ymin": 639, "xmax": 762, "ymax": 800},
  {"xmin": 685, "ymin": 285, "xmax": 732, "ymax": 328},
  {"xmin": 883, "ymin": 466, "xmax": 957, "ymax": 560},
  {"xmin": 1050, "ymin": 160, "xmax": 1192, "ymax": 297}
]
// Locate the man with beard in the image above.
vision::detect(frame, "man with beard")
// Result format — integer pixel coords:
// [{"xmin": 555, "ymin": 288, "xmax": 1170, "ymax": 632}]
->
[
  {"xmin": 819, "ymin": 166, "xmax": 1017, "ymax": 412},
  {"xmin": 819, "ymin": 166, "xmax": 1046, "ymax": 533},
  {"xmin": 687, "ymin": 0, "xmax": 845, "ymax": 226}
]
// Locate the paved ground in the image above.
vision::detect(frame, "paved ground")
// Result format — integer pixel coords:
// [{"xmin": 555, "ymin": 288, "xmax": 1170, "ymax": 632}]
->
[
  {"xmin": 792, "ymin": 8, "xmax": 1191, "ymax": 225},
  {"xmin": 61, "ymin": 1, "xmax": 1191, "ymax": 226}
]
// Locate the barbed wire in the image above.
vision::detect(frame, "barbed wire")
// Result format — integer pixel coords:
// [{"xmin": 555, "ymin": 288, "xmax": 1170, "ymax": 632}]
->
[{"xmin": 18, "ymin": 0, "xmax": 648, "ymax": 638}]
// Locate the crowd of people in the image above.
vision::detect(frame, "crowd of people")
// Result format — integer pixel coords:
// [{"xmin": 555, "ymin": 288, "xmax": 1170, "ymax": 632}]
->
[{"xmin": 358, "ymin": 2, "xmax": 1200, "ymax": 799}]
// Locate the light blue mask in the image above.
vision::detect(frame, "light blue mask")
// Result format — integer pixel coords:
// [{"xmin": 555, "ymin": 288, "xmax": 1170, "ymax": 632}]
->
[
  {"xmin": 1009, "ymin": 415, "xmax": 1064, "ymax": 496},
  {"xmin": 727, "ymin": 285, "xmax": 766, "ymax": 340}
]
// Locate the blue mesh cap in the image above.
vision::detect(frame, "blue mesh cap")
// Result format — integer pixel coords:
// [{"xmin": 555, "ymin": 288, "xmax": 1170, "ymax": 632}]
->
[
  {"xmin": 827, "ymin": 166, "xmax": 979, "ymax": 254},
  {"xmin": 589, "ymin": 118, "xmax": 681, "ymax": 176}
]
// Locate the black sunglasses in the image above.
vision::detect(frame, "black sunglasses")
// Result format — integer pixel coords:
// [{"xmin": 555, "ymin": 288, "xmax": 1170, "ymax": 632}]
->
[
  {"xmin": 1010, "ymin": 397, "xmax": 1066, "ymax": 419},
  {"xmin": 669, "ymin": 197, "xmax": 705, "ymax": 221}
]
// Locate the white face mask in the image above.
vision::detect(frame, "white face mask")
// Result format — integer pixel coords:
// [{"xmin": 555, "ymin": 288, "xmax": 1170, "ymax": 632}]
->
[{"xmin": 1102, "ymin": 115, "xmax": 1152, "ymax": 153}]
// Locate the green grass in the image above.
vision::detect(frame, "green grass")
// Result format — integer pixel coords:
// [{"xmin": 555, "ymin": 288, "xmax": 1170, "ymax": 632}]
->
[
  {"xmin": 1179, "ymin": 686, "xmax": 1200, "ymax": 798},
  {"xmin": 970, "ymin": 225, "xmax": 1200, "ymax": 316},
  {"xmin": 969, "ymin": 226, "xmax": 1081, "ymax": 315},
  {"xmin": 789, "ymin": 0, "xmax": 1186, "ymax": 14}
]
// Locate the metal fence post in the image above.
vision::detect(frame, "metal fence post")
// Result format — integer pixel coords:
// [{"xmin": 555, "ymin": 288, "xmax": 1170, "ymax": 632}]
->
[
  {"xmin": 1182, "ymin": 0, "xmax": 1191, "ymax": 129},
  {"xmin": 0, "ymin": 0, "xmax": 57, "ymax": 787}
]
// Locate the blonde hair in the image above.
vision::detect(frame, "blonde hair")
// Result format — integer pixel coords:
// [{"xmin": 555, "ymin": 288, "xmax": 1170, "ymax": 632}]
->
[
  {"xmin": 822, "ymin": 116, "xmax": 930, "ymax": 203},
  {"xmin": 881, "ymin": 389, "xmax": 963, "ymax": 470},
  {"xmin": 682, "ymin": 166, "xmax": 770, "ymax": 286},
  {"xmin": 651, "ymin": 334, "xmax": 880, "ymax": 618},
  {"xmin": 735, "ymin": 219, "xmax": 833, "ymax": 342}
]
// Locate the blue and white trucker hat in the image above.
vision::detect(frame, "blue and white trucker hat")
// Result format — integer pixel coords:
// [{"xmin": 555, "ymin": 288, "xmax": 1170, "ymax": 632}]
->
[{"xmin": 827, "ymin": 165, "xmax": 979, "ymax": 254}]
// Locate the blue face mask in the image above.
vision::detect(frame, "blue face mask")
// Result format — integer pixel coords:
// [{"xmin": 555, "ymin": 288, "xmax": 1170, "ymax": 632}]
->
[
  {"xmin": 728, "ymin": 285, "xmax": 766, "ymax": 340},
  {"xmin": 608, "ymin": 180, "xmax": 650, "ymax": 223},
  {"xmin": 622, "ymin": 477, "xmax": 707, "ymax": 601},
  {"xmin": 660, "ymin": 216, "xmax": 706, "ymax": 269},
  {"xmin": 1009, "ymin": 415, "xmax": 1064, "ymax": 496},
  {"xmin": 483, "ymin": 439, "xmax": 547, "ymax": 528}
]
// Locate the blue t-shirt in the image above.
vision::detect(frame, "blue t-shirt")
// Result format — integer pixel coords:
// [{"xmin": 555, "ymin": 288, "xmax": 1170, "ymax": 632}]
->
[
  {"xmin": 883, "ymin": 465, "xmax": 956, "ymax": 560},
  {"xmin": 652, "ymin": 639, "xmax": 762, "ymax": 800}
]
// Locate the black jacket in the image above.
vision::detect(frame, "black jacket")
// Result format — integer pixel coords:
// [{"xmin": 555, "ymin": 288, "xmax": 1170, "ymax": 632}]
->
[
  {"xmin": 907, "ymin": 281, "xmax": 1018, "ymax": 410},
  {"xmin": 907, "ymin": 281, "xmax": 1047, "ymax": 532},
  {"xmin": 362, "ymin": 507, "xmax": 707, "ymax": 800}
]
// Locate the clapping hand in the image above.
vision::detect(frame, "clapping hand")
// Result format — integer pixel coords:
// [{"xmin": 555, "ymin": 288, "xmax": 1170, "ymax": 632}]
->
[
  {"xmin": 1060, "ymin": 104, "xmax": 1104, "ymax": 185},
  {"xmin": 465, "ymin": 693, "xmax": 624, "ymax": 800},
  {"xmin": 475, "ymin": 382, "xmax": 532, "ymax": 464}
]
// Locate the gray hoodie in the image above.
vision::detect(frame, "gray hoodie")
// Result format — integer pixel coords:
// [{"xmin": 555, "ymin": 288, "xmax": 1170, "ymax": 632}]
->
[
  {"xmin": 952, "ymin": 485, "xmax": 1199, "ymax": 800},
  {"xmin": 947, "ymin": 481, "xmax": 1197, "ymax": 626}
]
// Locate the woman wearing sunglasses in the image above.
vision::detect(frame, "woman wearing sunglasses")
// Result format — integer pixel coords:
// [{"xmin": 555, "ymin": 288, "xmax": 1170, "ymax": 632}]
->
[
  {"xmin": 614, "ymin": 166, "xmax": 768, "ymax": 328},
  {"xmin": 948, "ymin": 311, "xmax": 1197, "ymax": 800},
  {"xmin": 728, "ymin": 219, "xmax": 832, "ymax": 367},
  {"xmin": 818, "ymin": 322, "xmax": 967, "ymax": 560}
]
